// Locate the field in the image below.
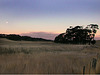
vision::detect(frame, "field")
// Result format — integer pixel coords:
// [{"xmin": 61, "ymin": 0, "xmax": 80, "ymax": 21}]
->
[{"xmin": 0, "ymin": 38, "xmax": 100, "ymax": 74}]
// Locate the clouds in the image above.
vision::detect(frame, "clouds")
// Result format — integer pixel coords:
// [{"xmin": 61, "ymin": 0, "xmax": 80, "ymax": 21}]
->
[
  {"xmin": 21, "ymin": 32, "xmax": 59, "ymax": 40},
  {"xmin": 95, "ymin": 36, "xmax": 100, "ymax": 40}
]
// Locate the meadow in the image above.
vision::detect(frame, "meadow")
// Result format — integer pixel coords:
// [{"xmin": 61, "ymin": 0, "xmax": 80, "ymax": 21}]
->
[{"xmin": 0, "ymin": 38, "xmax": 100, "ymax": 74}]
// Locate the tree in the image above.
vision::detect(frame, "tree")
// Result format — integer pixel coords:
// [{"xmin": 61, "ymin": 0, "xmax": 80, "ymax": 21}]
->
[{"xmin": 54, "ymin": 24, "xmax": 99, "ymax": 45}]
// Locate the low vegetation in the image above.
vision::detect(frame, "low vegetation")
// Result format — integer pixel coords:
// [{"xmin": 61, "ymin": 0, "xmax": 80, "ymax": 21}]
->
[{"xmin": 0, "ymin": 38, "xmax": 100, "ymax": 74}]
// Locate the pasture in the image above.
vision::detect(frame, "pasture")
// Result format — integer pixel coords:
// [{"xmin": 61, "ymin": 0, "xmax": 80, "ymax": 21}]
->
[{"xmin": 0, "ymin": 38, "xmax": 100, "ymax": 74}]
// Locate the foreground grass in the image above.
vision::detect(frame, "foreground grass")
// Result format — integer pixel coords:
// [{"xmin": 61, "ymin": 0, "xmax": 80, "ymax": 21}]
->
[{"xmin": 0, "ymin": 38, "xmax": 100, "ymax": 74}]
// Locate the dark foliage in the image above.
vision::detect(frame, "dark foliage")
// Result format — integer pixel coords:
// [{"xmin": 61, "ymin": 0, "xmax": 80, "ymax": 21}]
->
[
  {"xmin": 0, "ymin": 34, "xmax": 52, "ymax": 41},
  {"xmin": 0, "ymin": 34, "xmax": 6, "ymax": 38},
  {"xmin": 6, "ymin": 34, "xmax": 22, "ymax": 41},
  {"xmin": 54, "ymin": 24, "xmax": 99, "ymax": 45}
]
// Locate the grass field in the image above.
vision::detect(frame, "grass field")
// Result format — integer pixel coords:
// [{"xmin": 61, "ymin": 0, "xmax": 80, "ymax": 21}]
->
[{"xmin": 0, "ymin": 38, "xmax": 100, "ymax": 74}]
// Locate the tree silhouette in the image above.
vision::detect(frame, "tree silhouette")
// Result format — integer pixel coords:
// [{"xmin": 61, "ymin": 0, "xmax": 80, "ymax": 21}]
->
[{"xmin": 54, "ymin": 24, "xmax": 99, "ymax": 45}]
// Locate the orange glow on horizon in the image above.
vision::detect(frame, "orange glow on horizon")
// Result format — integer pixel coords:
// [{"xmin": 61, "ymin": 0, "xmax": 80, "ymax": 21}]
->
[
  {"xmin": 0, "ymin": 30, "xmax": 100, "ymax": 35},
  {"xmin": 0, "ymin": 31, "xmax": 61, "ymax": 35}
]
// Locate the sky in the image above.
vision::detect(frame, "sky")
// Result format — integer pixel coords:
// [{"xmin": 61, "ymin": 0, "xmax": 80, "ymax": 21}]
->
[{"xmin": 0, "ymin": 0, "xmax": 100, "ymax": 39}]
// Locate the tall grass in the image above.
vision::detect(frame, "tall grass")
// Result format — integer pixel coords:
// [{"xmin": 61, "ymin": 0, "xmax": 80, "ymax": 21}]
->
[
  {"xmin": 0, "ymin": 38, "xmax": 100, "ymax": 74},
  {"xmin": 0, "ymin": 53, "xmax": 96, "ymax": 74}
]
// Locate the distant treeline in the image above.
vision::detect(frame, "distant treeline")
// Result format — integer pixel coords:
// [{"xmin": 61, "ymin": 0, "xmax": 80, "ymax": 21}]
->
[{"xmin": 0, "ymin": 34, "xmax": 52, "ymax": 41}]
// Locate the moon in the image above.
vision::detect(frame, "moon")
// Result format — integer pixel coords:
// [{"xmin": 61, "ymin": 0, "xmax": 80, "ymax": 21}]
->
[{"xmin": 6, "ymin": 21, "xmax": 8, "ymax": 24}]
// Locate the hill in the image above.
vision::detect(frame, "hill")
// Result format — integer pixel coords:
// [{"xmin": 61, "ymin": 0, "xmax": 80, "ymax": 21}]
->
[{"xmin": 0, "ymin": 34, "xmax": 52, "ymax": 41}]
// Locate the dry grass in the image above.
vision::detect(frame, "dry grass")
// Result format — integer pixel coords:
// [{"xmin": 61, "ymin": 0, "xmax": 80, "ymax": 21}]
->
[{"xmin": 0, "ymin": 38, "xmax": 100, "ymax": 74}]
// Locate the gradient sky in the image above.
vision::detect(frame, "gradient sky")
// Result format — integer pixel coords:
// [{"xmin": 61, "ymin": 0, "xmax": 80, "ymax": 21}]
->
[{"xmin": 0, "ymin": 0, "xmax": 100, "ymax": 38}]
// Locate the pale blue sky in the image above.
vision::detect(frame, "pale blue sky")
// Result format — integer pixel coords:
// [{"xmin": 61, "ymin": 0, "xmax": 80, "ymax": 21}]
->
[{"xmin": 0, "ymin": 0, "xmax": 100, "ymax": 36}]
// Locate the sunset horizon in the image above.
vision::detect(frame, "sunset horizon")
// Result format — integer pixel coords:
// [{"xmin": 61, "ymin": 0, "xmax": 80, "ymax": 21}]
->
[
  {"xmin": 0, "ymin": 30, "xmax": 100, "ymax": 40},
  {"xmin": 1, "ymin": 0, "xmax": 100, "ymax": 74},
  {"xmin": 0, "ymin": 0, "xmax": 100, "ymax": 40}
]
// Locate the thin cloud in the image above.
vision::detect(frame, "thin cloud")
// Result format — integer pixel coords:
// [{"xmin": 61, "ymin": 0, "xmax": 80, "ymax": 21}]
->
[
  {"xmin": 95, "ymin": 36, "xmax": 100, "ymax": 40},
  {"xmin": 20, "ymin": 32, "xmax": 59, "ymax": 40}
]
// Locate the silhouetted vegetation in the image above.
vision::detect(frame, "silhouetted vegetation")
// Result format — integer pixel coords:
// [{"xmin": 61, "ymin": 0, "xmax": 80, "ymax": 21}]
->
[
  {"xmin": 0, "ymin": 34, "xmax": 52, "ymax": 41},
  {"xmin": 54, "ymin": 24, "xmax": 99, "ymax": 45}
]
